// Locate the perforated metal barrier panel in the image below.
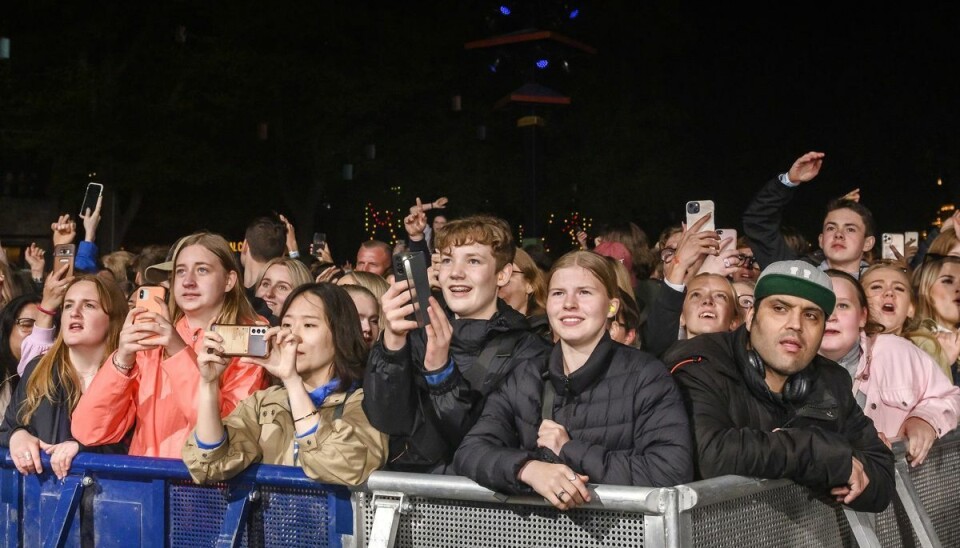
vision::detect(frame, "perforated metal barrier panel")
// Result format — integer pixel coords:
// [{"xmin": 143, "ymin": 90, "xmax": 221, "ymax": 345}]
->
[
  {"xmin": 357, "ymin": 491, "xmax": 646, "ymax": 548},
  {"xmin": 908, "ymin": 436, "xmax": 960, "ymax": 547},
  {"xmin": 688, "ymin": 482, "xmax": 856, "ymax": 548},
  {"xmin": 169, "ymin": 481, "xmax": 342, "ymax": 547}
]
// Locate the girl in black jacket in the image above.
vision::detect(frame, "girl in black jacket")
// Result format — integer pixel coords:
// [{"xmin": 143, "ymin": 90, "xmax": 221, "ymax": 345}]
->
[
  {"xmin": 455, "ymin": 251, "xmax": 693, "ymax": 510},
  {"xmin": 0, "ymin": 275, "xmax": 128, "ymax": 479}
]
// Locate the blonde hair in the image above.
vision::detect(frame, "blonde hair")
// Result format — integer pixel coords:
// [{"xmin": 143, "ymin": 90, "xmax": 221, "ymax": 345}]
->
[
  {"xmin": 929, "ymin": 228, "xmax": 960, "ymax": 256},
  {"xmin": 20, "ymin": 276, "xmax": 127, "ymax": 423},
  {"xmin": 684, "ymin": 273, "xmax": 743, "ymax": 326},
  {"xmin": 257, "ymin": 257, "xmax": 313, "ymax": 289},
  {"xmin": 513, "ymin": 248, "xmax": 547, "ymax": 316},
  {"xmin": 342, "ymin": 270, "xmax": 389, "ymax": 304},
  {"xmin": 169, "ymin": 232, "xmax": 258, "ymax": 325},
  {"xmin": 549, "ymin": 251, "xmax": 618, "ymax": 300},
  {"xmin": 101, "ymin": 250, "xmax": 136, "ymax": 283}
]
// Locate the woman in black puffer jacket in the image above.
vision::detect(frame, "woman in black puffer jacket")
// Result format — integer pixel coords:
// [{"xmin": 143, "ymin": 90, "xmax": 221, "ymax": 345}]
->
[{"xmin": 454, "ymin": 251, "xmax": 693, "ymax": 510}]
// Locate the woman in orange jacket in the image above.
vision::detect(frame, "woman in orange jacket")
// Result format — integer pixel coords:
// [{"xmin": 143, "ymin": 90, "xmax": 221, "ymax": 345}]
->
[{"xmin": 71, "ymin": 232, "xmax": 268, "ymax": 457}]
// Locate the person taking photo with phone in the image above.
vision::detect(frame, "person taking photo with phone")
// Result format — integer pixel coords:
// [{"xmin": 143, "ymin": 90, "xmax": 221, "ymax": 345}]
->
[
  {"xmin": 71, "ymin": 232, "xmax": 268, "ymax": 458},
  {"xmin": 183, "ymin": 283, "xmax": 386, "ymax": 485},
  {"xmin": 364, "ymin": 216, "xmax": 550, "ymax": 473}
]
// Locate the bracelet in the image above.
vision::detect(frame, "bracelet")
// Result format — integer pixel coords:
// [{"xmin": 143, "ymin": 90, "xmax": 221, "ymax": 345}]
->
[
  {"xmin": 112, "ymin": 353, "xmax": 134, "ymax": 372},
  {"xmin": 36, "ymin": 304, "xmax": 57, "ymax": 317},
  {"xmin": 288, "ymin": 250, "xmax": 300, "ymax": 259},
  {"xmin": 294, "ymin": 409, "xmax": 319, "ymax": 423}
]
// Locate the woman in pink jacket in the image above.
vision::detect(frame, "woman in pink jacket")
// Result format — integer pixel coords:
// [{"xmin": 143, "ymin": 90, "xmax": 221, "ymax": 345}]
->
[
  {"xmin": 71, "ymin": 232, "xmax": 268, "ymax": 458},
  {"xmin": 819, "ymin": 269, "xmax": 960, "ymax": 467}
]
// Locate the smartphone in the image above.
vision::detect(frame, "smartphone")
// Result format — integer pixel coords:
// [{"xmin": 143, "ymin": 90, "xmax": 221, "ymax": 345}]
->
[
  {"xmin": 80, "ymin": 182, "xmax": 103, "ymax": 217},
  {"xmin": 53, "ymin": 244, "xmax": 76, "ymax": 277},
  {"xmin": 211, "ymin": 324, "xmax": 270, "ymax": 358},
  {"xmin": 881, "ymin": 233, "xmax": 905, "ymax": 260},
  {"xmin": 716, "ymin": 228, "xmax": 738, "ymax": 247},
  {"xmin": 686, "ymin": 200, "xmax": 715, "ymax": 232},
  {"xmin": 312, "ymin": 232, "xmax": 327, "ymax": 257},
  {"xmin": 134, "ymin": 286, "xmax": 167, "ymax": 320},
  {"xmin": 392, "ymin": 251, "xmax": 432, "ymax": 328}
]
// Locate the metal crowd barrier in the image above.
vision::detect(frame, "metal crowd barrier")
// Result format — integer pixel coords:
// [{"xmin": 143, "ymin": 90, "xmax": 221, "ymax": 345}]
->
[
  {"xmin": 358, "ymin": 433, "xmax": 960, "ymax": 548},
  {"xmin": 4, "ymin": 429, "xmax": 960, "ymax": 547},
  {"xmin": 0, "ymin": 449, "xmax": 353, "ymax": 548}
]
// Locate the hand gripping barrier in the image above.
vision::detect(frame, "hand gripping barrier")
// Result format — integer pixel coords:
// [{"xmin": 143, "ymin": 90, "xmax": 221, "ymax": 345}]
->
[
  {"xmin": 3, "ymin": 429, "xmax": 960, "ymax": 547},
  {"xmin": 0, "ymin": 449, "xmax": 353, "ymax": 548}
]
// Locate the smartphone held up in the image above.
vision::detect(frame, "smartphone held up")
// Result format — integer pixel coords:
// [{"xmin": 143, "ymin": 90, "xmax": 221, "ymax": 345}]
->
[
  {"xmin": 393, "ymin": 251, "xmax": 432, "ymax": 328},
  {"xmin": 211, "ymin": 324, "xmax": 270, "ymax": 358}
]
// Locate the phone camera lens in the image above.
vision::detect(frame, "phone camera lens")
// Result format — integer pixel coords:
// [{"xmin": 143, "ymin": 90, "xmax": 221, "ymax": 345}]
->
[{"xmin": 688, "ymin": 203, "xmax": 700, "ymax": 214}]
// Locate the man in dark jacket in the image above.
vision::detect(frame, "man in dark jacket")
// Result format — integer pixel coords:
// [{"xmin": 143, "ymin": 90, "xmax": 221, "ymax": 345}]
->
[
  {"xmin": 363, "ymin": 216, "xmax": 550, "ymax": 473},
  {"xmin": 742, "ymin": 151, "xmax": 876, "ymax": 278},
  {"xmin": 667, "ymin": 260, "xmax": 894, "ymax": 512}
]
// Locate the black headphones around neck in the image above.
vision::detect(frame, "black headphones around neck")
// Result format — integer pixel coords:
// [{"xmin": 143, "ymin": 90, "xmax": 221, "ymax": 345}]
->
[{"xmin": 736, "ymin": 327, "xmax": 813, "ymax": 404}]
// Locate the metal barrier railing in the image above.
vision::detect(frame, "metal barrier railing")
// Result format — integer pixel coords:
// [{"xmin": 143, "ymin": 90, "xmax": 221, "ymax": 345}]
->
[
  {"xmin": 4, "ymin": 428, "xmax": 960, "ymax": 547},
  {"xmin": 0, "ymin": 449, "xmax": 353, "ymax": 548},
  {"xmin": 356, "ymin": 471, "xmax": 680, "ymax": 548}
]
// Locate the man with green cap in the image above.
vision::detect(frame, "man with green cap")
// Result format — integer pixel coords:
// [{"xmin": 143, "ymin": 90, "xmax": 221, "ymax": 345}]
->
[{"xmin": 665, "ymin": 260, "xmax": 894, "ymax": 512}]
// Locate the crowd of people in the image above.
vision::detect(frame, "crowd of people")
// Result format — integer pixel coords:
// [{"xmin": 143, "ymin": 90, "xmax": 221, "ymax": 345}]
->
[{"xmin": 2, "ymin": 150, "xmax": 960, "ymax": 518}]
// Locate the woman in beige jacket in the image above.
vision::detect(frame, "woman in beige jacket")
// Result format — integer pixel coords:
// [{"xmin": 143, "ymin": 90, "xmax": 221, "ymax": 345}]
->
[{"xmin": 183, "ymin": 283, "xmax": 387, "ymax": 486}]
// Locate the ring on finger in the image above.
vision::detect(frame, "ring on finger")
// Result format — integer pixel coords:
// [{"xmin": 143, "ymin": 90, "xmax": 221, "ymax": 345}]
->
[{"xmin": 556, "ymin": 491, "xmax": 566, "ymax": 500}]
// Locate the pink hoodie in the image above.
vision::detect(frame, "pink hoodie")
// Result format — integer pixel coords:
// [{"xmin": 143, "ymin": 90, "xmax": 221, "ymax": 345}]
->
[{"xmin": 855, "ymin": 333, "xmax": 960, "ymax": 438}]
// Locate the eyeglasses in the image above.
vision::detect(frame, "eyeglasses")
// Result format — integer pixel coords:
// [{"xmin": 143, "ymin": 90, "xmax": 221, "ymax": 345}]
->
[
  {"xmin": 14, "ymin": 318, "xmax": 36, "ymax": 333},
  {"xmin": 737, "ymin": 295, "xmax": 755, "ymax": 309},
  {"xmin": 734, "ymin": 254, "xmax": 758, "ymax": 269},
  {"xmin": 660, "ymin": 247, "xmax": 678, "ymax": 263}
]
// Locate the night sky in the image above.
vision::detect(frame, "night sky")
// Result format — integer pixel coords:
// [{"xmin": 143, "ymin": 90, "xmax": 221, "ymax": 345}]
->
[{"xmin": 2, "ymin": 2, "xmax": 957, "ymax": 254}]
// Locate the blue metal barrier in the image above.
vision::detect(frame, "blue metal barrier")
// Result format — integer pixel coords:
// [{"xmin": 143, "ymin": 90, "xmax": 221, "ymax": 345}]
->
[{"xmin": 0, "ymin": 449, "xmax": 353, "ymax": 548}]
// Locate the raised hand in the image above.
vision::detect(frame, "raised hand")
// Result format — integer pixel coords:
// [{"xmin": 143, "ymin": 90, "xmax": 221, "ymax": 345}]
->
[
  {"xmin": 279, "ymin": 214, "xmax": 298, "ymax": 254},
  {"xmin": 380, "ymin": 279, "xmax": 420, "ymax": 351},
  {"xmin": 51, "ymin": 214, "xmax": 77, "ymax": 246},
  {"xmin": 665, "ymin": 214, "xmax": 718, "ymax": 285},
  {"xmin": 197, "ymin": 331, "xmax": 231, "ymax": 383},
  {"xmin": 787, "ymin": 151, "xmax": 826, "ymax": 184},
  {"xmin": 79, "ymin": 193, "xmax": 103, "ymax": 242},
  {"xmin": 25, "ymin": 243, "xmax": 46, "ymax": 279},
  {"xmin": 404, "ymin": 198, "xmax": 428, "ymax": 241},
  {"xmin": 423, "ymin": 297, "xmax": 452, "ymax": 371},
  {"xmin": 238, "ymin": 328, "xmax": 302, "ymax": 389}
]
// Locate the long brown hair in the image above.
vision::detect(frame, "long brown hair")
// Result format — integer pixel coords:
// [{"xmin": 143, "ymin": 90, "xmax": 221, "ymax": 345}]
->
[
  {"xmin": 169, "ymin": 232, "xmax": 258, "ymax": 325},
  {"xmin": 20, "ymin": 276, "xmax": 127, "ymax": 423}
]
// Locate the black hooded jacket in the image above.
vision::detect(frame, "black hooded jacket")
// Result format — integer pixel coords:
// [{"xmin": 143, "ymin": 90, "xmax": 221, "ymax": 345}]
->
[
  {"xmin": 454, "ymin": 333, "xmax": 693, "ymax": 493},
  {"xmin": 665, "ymin": 327, "xmax": 894, "ymax": 513},
  {"xmin": 363, "ymin": 299, "xmax": 550, "ymax": 473}
]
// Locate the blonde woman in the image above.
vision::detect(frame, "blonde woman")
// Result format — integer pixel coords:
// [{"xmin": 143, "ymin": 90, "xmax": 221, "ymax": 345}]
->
[{"xmin": 72, "ymin": 232, "xmax": 268, "ymax": 457}]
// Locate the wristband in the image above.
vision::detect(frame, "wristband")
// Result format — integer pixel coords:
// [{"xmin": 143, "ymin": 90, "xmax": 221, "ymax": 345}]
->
[
  {"xmin": 112, "ymin": 353, "xmax": 134, "ymax": 372},
  {"xmin": 36, "ymin": 304, "xmax": 57, "ymax": 317},
  {"xmin": 288, "ymin": 250, "xmax": 300, "ymax": 259}
]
